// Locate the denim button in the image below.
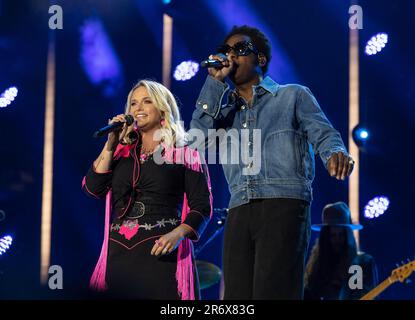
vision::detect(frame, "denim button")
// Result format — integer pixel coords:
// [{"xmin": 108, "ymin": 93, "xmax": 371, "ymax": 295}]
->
[
  {"xmin": 242, "ymin": 122, "xmax": 247, "ymax": 128},
  {"xmin": 241, "ymin": 105, "xmax": 246, "ymax": 110},
  {"xmin": 202, "ymin": 104, "xmax": 208, "ymax": 110}
]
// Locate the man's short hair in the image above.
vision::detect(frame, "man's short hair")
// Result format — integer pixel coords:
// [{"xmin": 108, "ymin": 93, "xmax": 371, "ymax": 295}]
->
[{"xmin": 224, "ymin": 25, "xmax": 272, "ymax": 74}]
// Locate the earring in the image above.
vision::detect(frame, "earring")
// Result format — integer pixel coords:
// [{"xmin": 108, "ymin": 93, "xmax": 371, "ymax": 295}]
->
[{"xmin": 160, "ymin": 119, "xmax": 166, "ymax": 127}]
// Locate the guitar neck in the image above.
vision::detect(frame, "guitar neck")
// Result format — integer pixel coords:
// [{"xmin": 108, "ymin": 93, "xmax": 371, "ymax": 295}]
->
[{"xmin": 360, "ymin": 277, "xmax": 393, "ymax": 300}]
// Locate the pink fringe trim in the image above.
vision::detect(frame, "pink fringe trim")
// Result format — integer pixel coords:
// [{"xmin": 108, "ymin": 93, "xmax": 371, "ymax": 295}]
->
[
  {"xmin": 88, "ymin": 145, "xmax": 213, "ymax": 300},
  {"xmin": 89, "ymin": 144, "xmax": 128, "ymax": 291},
  {"xmin": 89, "ymin": 190, "xmax": 111, "ymax": 291},
  {"xmin": 174, "ymin": 147, "xmax": 213, "ymax": 300}
]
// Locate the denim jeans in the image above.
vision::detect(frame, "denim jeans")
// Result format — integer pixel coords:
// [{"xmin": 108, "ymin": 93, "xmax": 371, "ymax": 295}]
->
[{"xmin": 223, "ymin": 198, "xmax": 311, "ymax": 300}]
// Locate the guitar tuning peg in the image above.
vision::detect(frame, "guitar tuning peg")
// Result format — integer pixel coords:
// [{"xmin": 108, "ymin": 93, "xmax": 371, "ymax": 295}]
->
[
  {"xmin": 401, "ymin": 261, "xmax": 405, "ymax": 265},
  {"xmin": 396, "ymin": 263, "xmax": 400, "ymax": 268},
  {"xmin": 404, "ymin": 279, "xmax": 412, "ymax": 285}
]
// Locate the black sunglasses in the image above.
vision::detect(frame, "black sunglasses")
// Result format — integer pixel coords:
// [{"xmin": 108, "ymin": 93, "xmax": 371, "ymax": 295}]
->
[{"xmin": 217, "ymin": 40, "xmax": 259, "ymax": 57}]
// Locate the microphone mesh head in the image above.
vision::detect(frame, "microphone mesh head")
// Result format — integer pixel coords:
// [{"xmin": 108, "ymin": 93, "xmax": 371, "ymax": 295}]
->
[
  {"xmin": 200, "ymin": 60, "xmax": 209, "ymax": 68},
  {"xmin": 125, "ymin": 114, "xmax": 134, "ymax": 125}
]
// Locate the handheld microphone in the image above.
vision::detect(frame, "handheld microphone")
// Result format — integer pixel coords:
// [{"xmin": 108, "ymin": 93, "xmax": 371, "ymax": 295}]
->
[
  {"xmin": 93, "ymin": 114, "xmax": 134, "ymax": 138},
  {"xmin": 200, "ymin": 53, "xmax": 228, "ymax": 68},
  {"xmin": 200, "ymin": 59, "xmax": 223, "ymax": 68}
]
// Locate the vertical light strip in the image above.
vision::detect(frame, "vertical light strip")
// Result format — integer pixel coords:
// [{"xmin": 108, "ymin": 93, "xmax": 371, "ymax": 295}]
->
[
  {"xmin": 349, "ymin": 10, "xmax": 360, "ymax": 248},
  {"xmin": 162, "ymin": 14, "xmax": 173, "ymax": 89},
  {"xmin": 41, "ymin": 35, "xmax": 56, "ymax": 284}
]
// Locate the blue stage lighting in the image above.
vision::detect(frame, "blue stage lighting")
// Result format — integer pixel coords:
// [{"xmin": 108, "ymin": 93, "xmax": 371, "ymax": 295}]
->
[
  {"xmin": 357, "ymin": 128, "xmax": 369, "ymax": 140},
  {"xmin": 365, "ymin": 33, "xmax": 388, "ymax": 56},
  {"xmin": 352, "ymin": 125, "xmax": 370, "ymax": 147},
  {"xmin": 0, "ymin": 87, "xmax": 18, "ymax": 108},
  {"xmin": 173, "ymin": 60, "xmax": 199, "ymax": 81},
  {"xmin": 364, "ymin": 196, "xmax": 390, "ymax": 219},
  {"xmin": 0, "ymin": 235, "xmax": 12, "ymax": 256}
]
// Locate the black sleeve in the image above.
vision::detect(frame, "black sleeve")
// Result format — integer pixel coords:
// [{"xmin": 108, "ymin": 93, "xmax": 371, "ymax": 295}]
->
[
  {"xmin": 341, "ymin": 254, "xmax": 378, "ymax": 300},
  {"xmin": 82, "ymin": 165, "xmax": 113, "ymax": 199},
  {"xmin": 182, "ymin": 163, "xmax": 212, "ymax": 241},
  {"xmin": 359, "ymin": 255, "xmax": 378, "ymax": 299}
]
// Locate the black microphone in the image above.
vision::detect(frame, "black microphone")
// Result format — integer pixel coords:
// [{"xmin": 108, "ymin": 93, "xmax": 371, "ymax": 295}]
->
[
  {"xmin": 200, "ymin": 59, "xmax": 223, "ymax": 68},
  {"xmin": 93, "ymin": 114, "xmax": 134, "ymax": 138},
  {"xmin": 200, "ymin": 53, "xmax": 228, "ymax": 68}
]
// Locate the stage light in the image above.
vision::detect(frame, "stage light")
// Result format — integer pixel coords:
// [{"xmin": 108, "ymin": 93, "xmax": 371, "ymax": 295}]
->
[
  {"xmin": 0, "ymin": 86, "xmax": 18, "ymax": 108},
  {"xmin": 356, "ymin": 128, "xmax": 369, "ymax": 140},
  {"xmin": 162, "ymin": 0, "xmax": 172, "ymax": 4},
  {"xmin": 0, "ymin": 235, "xmax": 12, "ymax": 256},
  {"xmin": 364, "ymin": 196, "xmax": 390, "ymax": 219},
  {"xmin": 365, "ymin": 33, "xmax": 388, "ymax": 56},
  {"xmin": 357, "ymin": 128, "xmax": 369, "ymax": 140},
  {"xmin": 352, "ymin": 125, "xmax": 370, "ymax": 147},
  {"xmin": 173, "ymin": 60, "xmax": 199, "ymax": 81}
]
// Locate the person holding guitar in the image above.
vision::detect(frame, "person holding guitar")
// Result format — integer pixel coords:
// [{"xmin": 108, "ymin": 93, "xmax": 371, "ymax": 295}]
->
[{"xmin": 304, "ymin": 202, "xmax": 378, "ymax": 300}]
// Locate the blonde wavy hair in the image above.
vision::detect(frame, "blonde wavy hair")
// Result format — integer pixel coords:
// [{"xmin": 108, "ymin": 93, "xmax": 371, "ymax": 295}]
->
[{"xmin": 124, "ymin": 80, "xmax": 187, "ymax": 147}]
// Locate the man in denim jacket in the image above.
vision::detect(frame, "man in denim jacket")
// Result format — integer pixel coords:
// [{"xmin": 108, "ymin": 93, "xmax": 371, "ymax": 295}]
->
[{"xmin": 190, "ymin": 25, "xmax": 355, "ymax": 299}]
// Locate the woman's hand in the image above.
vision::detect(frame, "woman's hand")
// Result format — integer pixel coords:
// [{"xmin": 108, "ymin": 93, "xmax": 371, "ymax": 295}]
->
[
  {"xmin": 151, "ymin": 224, "xmax": 194, "ymax": 256},
  {"xmin": 106, "ymin": 114, "xmax": 133, "ymax": 151}
]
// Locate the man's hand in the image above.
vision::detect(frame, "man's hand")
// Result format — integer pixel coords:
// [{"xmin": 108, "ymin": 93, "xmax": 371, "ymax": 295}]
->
[
  {"xmin": 207, "ymin": 53, "xmax": 234, "ymax": 82},
  {"xmin": 327, "ymin": 152, "xmax": 355, "ymax": 180}
]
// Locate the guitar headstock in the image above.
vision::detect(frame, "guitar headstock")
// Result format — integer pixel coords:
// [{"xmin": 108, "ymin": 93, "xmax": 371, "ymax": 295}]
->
[{"xmin": 390, "ymin": 259, "xmax": 415, "ymax": 283}]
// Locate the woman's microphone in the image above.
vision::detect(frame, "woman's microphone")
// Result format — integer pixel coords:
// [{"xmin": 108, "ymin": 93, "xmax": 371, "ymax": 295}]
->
[{"xmin": 93, "ymin": 114, "xmax": 134, "ymax": 138}]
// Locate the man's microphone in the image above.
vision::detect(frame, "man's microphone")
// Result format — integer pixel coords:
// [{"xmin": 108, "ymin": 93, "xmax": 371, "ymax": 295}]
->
[
  {"xmin": 200, "ymin": 53, "xmax": 228, "ymax": 68},
  {"xmin": 93, "ymin": 114, "xmax": 134, "ymax": 138},
  {"xmin": 200, "ymin": 59, "xmax": 223, "ymax": 68}
]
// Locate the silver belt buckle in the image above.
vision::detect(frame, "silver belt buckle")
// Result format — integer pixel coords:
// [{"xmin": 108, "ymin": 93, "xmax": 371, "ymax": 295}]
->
[{"xmin": 132, "ymin": 201, "xmax": 145, "ymax": 218}]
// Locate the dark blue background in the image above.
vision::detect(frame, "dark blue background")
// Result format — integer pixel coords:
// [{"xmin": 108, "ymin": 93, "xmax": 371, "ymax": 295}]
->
[{"xmin": 0, "ymin": 0, "xmax": 413, "ymax": 299}]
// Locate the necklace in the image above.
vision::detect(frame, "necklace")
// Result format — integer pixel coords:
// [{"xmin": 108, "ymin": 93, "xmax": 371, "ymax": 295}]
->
[{"xmin": 139, "ymin": 143, "xmax": 161, "ymax": 164}]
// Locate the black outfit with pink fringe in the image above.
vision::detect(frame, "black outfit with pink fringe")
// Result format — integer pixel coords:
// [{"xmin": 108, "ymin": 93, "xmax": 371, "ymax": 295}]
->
[{"xmin": 83, "ymin": 144, "xmax": 211, "ymax": 299}]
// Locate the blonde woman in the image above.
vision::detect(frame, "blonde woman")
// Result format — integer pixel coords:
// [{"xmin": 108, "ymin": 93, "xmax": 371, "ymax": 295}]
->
[{"xmin": 82, "ymin": 80, "xmax": 212, "ymax": 299}]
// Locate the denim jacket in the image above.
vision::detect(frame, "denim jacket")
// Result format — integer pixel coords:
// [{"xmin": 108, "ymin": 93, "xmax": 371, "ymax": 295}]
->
[{"xmin": 190, "ymin": 75, "xmax": 348, "ymax": 209}]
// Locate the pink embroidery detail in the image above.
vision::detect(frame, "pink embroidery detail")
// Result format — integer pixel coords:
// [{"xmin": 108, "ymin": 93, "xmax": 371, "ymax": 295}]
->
[
  {"xmin": 140, "ymin": 153, "xmax": 149, "ymax": 163},
  {"xmin": 118, "ymin": 220, "xmax": 139, "ymax": 240}
]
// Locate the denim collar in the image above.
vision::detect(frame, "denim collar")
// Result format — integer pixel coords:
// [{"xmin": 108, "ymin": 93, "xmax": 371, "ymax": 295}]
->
[
  {"xmin": 254, "ymin": 76, "xmax": 279, "ymax": 96},
  {"xmin": 228, "ymin": 76, "xmax": 279, "ymax": 104}
]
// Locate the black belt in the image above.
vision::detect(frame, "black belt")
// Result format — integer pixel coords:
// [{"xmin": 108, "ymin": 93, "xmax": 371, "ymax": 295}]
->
[{"xmin": 125, "ymin": 201, "xmax": 179, "ymax": 219}]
